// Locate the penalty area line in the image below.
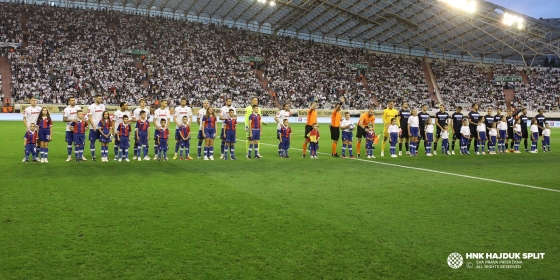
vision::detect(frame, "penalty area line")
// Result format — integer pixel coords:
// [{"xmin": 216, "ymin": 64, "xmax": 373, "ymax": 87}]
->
[{"xmin": 243, "ymin": 139, "xmax": 560, "ymax": 194}]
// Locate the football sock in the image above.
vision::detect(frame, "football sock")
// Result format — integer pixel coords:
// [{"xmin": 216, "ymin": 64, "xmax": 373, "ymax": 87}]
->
[
  {"xmin": 342, "ymin": 144, "xmax": 346, "ymax": 157},
  {"xmin": 221, "ymin": 141, "xmax": 225, "ymax": 154},
  {"xmin": 399, "ymin": 142, "xmax": 403, "ymax": 151},
  {"xmin": 67, "ymin": 144, "xmax": 72, "ymax": 156},
  {"xmin": 175, "ymin": 143, "xmax": 180, "ymax": 154},
  {"xmin": 90, "ymin": 141, "xmax": 96, "ymax": 157},
  {"xmin": 405, "ymin": 142, "xmax": 409, "ymax": 152},
  {"xmin": 248, "ymin": 144, "xmax": 253, "ymax": 157},
  {"xmin": 254, "ymin": 144, "xmax": 259, "ymax": 156},
  {"xmin": 230, "ymin": 145, "xmax": 235, "ymax": 157},
  {"xmin": 524, "ymin": 139, "xmax": 528, "ymax": 149},
  {"xmin": 302, "ymin": 142, "xmax": 308, "ymax": 155},
  {"xmin": 331, "ymin": 143, "xmax": 336, "ymax": 154},
  {"xmin": 198, "ymin": 140, "xmax": 203, "ymax": 157},
  {"xmin": 357, "ymin": 142, "xmax": 361, "ymax": 155}
]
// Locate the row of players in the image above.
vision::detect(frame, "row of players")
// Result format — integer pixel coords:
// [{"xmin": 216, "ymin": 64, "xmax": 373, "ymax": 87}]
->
[
  {"xmin": 22, "ymin": 96, "xmax": 553, "ymax": 162},
  {"xmin": 372, "ymin": 102, "xmax": 552, "ymax": 157},
  {"xmin": 22, "ymin": 95, "xmax": 274, "ymax": 162}
]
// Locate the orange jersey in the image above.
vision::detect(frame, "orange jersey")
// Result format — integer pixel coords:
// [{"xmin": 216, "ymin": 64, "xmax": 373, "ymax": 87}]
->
[
  {"xmin": 358, "ymin": 113, "xmax": 375, "ymax": 127},
  {"xmin": 306, "ymin": 109, "xmax": 317, "ymax": 125},
  {"xmin": 331, "ymin": 109, "xmax": 342, "ymax": 127}
]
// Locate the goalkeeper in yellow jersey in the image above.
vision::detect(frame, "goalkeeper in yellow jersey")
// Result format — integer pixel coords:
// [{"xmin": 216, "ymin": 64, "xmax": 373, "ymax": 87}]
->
[{"xmin": 381, "ymin": 101, "xmax": 399, "ymax": 157}]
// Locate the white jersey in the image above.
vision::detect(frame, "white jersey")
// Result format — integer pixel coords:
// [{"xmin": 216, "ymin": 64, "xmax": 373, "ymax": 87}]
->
[
  {"xmin": 87, "ymin": 103, "xmax": 106, "ymax": 129},
  {"xmin": 476, "ymin": 124, "xmax": 486, "ymax": 132},
  {"xmin": 275, "ymin": 109, "xmax": 291, "ymax": 129},
  {"xmin": 408, "ymin": 116, "xmax": 419, "ymax": 127},
  {"xmin": 113, "ymin": 110, "xmax": 131, "ymax": 133},
  {"xmin": 153, "ymin": 108, "xmax": 171, "ymax": 129},
  {"xmin": 197, "ymin": 108, "xmax": 207, "ymax": 131},
  {"xmin": 23, "ymin": 105, "xmax": 41, "ymax": 127},
  {"xmin": 530, "ymin": 124, "xmax": 539, "ymax": 133},
  {"xmin": 174, "ymin": 106, "xmax": 193, "ymax": 127},
  {"xmin": 514, "ymin": 124, "xmax": 522, "ymax": 133},
  {"xmin": 441, "ymin": 130, "xmax": 449, "ymax": 139},
  {"xmin": 497, "ymin": 121, "xmax": 507, "ymax": 131},
  {"xmin": 220, "ymin": 105, "xmax": 236, "ymax": 130},
  {"xmin": 133, "ymin": 107, "xmax": 151, "ymax": 122},
  {"xmin": 340, "ymin": 119, "xmax": 354, "ymax": 132},
  {"xmin": 460, "ymin": 126, "xmax": 470, "ymax": 137},
  {"xmin": 425, "ymin": 124, "xmax": 434, "ymax": 134},
  {"xmin": 388, "ymin": 124, "xmax": 400, "ymax": 134},
  {"xmin": 543, "ymin": 128, "xmax": 551, "ymax": 137},
  {"xmin": 63, "ymin": 105, "xmax": 82, "ymax": 131},
  {"xmin": 489, "ymin": 128, "xmax": 498, "ymax": 137}
]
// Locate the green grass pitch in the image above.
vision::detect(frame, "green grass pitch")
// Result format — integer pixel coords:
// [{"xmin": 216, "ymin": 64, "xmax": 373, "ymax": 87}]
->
[{"xmin": 1, "ymin": 121, "xmax": 559, "ymax": 279}]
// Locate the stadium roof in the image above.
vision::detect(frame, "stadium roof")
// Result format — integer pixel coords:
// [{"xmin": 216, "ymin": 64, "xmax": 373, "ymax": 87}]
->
[{"xmin": 99, "ymin": 0, "xmax": 560, "ymax": 62}]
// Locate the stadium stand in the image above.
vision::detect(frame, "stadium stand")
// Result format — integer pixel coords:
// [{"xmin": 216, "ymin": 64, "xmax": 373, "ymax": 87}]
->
[{"xmin": 1, "ymin": 1, "xmax": 559, "ymax": 111}]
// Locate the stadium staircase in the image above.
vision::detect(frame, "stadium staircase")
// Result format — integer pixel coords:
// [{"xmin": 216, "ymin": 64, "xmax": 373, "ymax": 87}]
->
[
  {"xmin": 503, "ymin": 89, "xmax": 515, "ymax": 109},
  {"xmin": 255, "ymin": 69, "xmax": 279, "ymax": 107},
  {"xmin": 487, "ymin": 67, "xmax": 494, "ymax": 81},
  {"xmin": 519, "ymin": 70, "xmax": 529, "ymax": 84},
  {"xmin": 359, "ymin": 74, "xmax": 379, "ymax": 108},
  {"xmin": 108, "ymin": 22, "xmax": 118, "ymax": 48},
  {"xmin": 21, "ymin": 8, "xmax": 28, "ymax": 48},
  {"xmin": 422, "ymin": 61, "xmax": 442, "ymax": 104},
  {"xmin": 0, "ymin": 56, "xmax": 12, "ymax": 107}
]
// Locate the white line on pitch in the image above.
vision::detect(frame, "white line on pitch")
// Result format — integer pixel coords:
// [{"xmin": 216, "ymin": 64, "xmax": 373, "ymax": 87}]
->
[{"xmin": 243, "ymin": 140, "xmax": 560, "ymax": 194}]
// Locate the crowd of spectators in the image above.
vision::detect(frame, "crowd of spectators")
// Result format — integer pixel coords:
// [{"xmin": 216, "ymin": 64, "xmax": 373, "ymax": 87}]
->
[
  {"xmin": 2, "ymin": 2, "xmax": 558, "ymax": 111},
  {"xmin": 432, "ymin": 60, "xmax": 504, "ymax": 110}
]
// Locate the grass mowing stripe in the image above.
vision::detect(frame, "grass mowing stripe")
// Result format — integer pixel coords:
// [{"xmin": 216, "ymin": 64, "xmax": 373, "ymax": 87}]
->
[{"xmin": 246, "ymin": 139, "xmax": 560, "ymax": 194}]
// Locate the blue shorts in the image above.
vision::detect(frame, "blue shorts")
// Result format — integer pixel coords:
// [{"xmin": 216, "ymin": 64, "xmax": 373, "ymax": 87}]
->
[
  {"xmin": 390, "ymin": 132, "xmax": 398, "ymax": 144},
  {"xmin": 204, "ymin": 127, "xmax": 216, "ymax": 139},
  {"xmin": 251, "ymin": 129, "xmax": 261, "ymax": 141},
  {"xmin": 514, "ymin": 133, "xmax": 521, "ymax": 141},
  {"xmin": 478, "ymin": 132, "xmax": 486, "ymax": 141},
  {"xmin": 410, "ymin": 127, "xmax": 419, "ymax": 137},
  {"xmin": 461, "ymin": 136, "xmax": 469, "ymax": 146},
  {"xmin": 119, "ymin": 136, "xmax": 130, "ymax": 149},
  {"xmin": 138, "ymin": 132, "xmax": 149, "ymax": 146},
  {"xmin": 281, "ymin": 138, "xmax": 290, "ymax": 150},
  {"xmin": 342, "ymin": 131, "xmax": 353, "ymax": 142},
  {"xmin": 425, "ymin": 132, "xmax": 433, "ymax": 142},
  {"xmin": 499, "ymin": 130, "xmax": 506, "ymax": 139},
  {"xmin": 180, "ymin": 138, "xmax": 190, "ymax": 147},
  {"xmin": 489, "ymin": 136, "xmax": 496, "ymax": 145},
  {"xmin": 175, "ymin": 129, "xmax": 182, "ymax": 140},
  {"xmin": 366, "ymin": 139, "xmax": 374, "ymax": 149},
  {"xmin": 66, "ymin": 131, "xmax": 74, "ymax": 144},
  {"xmin": 197, "ymin": 130, "xmax": 204, "ymax": 140},
  {"xmin": 73, "ymin": 133, "xmax": 85, "ymax": 145},
  {"xmin": 99, "ymin": 132, "xmax": 111, "ymax": 143},
  {"xmin": 543, "ymin": 136, "xmax": 550, "ymax": 145},
  {"xmin": 226, "ymin": 130, "xmax": 236, "ymax": 143},
  {"xmin": 89, "ymin": 129, "xmax": 99, "ymax": 141},
  {"xmin": 38, "ymin": 128, "xmax": 50, "ymax": 142},
  {"xmin": 159, "ymin": 138, "xmax": 168, "ymax": 150},
  {"xmin": 532, "ymin": 132, "xmax": 539, "ymax": 141}
]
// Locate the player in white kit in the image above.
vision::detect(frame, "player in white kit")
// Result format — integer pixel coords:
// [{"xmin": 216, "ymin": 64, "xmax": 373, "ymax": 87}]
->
[
  {"xmin": 87, "ymin": 94, "xmax": 106, "ymax": 161},
  {"xmin": 219, "ymin": 98, "xmax": 235, "ymax": 159},
  {"xmin": 173, "ymin": 97, "xmax": 193, "ymax": 160},
  {"xmin": 63, "ymin": 97, "xmax": 82, "ymax": 161}
]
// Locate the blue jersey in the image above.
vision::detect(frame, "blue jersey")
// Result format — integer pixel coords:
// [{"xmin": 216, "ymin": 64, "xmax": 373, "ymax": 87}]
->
[
  {"xmin": 249, "ymin": 114, "xmax": 262, "ymax": 129},
  {"xmin": 224, "ymin": 119, "xmax": 237, "ymax": 131},
  {"xmin": 118, "ymin": 124, "xmax": 131, "ymax": 137},
  {"xmin": 203, "ymin": 116, "xmax": 217, "ymax": 128},
  {"xmin": 71, "ymin": 120, "xmax": 87, "ymax": 134},
  {"xmin": 136, "ymin": 120, "xmax": 150, "ymax": 133},
  {"xmin": 24, "ymin": 131, "xmax": 38, "ymax": 145}
]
